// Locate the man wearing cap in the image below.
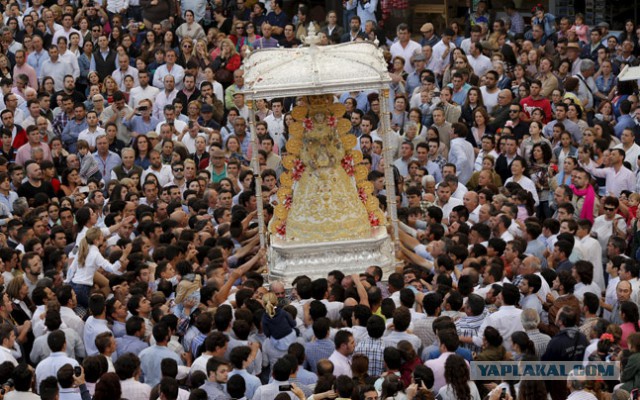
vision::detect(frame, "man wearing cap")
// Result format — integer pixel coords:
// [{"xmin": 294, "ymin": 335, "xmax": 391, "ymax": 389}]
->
[
  {"xmin": 198, "ymin": 104, "xmax": 221, "ymax": 133},
  {"xmin": 419, "ymin": 23, "xmax": 439, "ymax": 48},
  {"xmin": 129, "ymin": 70, "xmax": 159, "ymax": 109},
  {"xmin": 431, "ymin": 29, "xmax": 456, "ymax": 76},
  {"xmin": 406, "ymin": 54, "xmax": 427, "ymax": 97},
  {"xmin": 566, "ymin": 42, "xmax": 583, "ymax": 76},
  {"xmin": 390, "ymin": 23, "xmax": 421, "ymax": 75}
]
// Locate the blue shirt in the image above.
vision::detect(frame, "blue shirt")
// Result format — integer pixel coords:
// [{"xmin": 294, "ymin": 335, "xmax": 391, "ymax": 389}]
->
[
  {"xmin": 93, "ymin": 151, "xmax": 122, "ymax": 180},
  {"xmin": 304, "ymin": 338, "xmax": 334, "ymax": 373},
  {"xmin": 61, "ymin": 119, "xmax": 88, "ymax": 154},
  {"xmin": 615, "ymin": 114, "xmax": 635, "ymax": 138},
  {"xmin": 265, "ymin": 11, "xmax": 288, "ymax": 39},
  {"xmin": 115, "ymin": 335, "xmax": 149, "ymax": 360},
  {"xmin": 228, "ymin": 369, "xmax": 262, "ymax": 399},
  {"xmin": 123, "ymin": 115, "xmax": 159, "ymax": 135},
  {"xmin": 139, "ymin": 345, "xmax": 183, "ymax": 387},
  {"xmin": 27, "ymin": 50, "xmax": 49, "ymax": 76}
]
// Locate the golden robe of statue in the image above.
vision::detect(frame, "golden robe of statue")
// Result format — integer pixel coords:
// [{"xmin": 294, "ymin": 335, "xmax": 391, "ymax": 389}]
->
[{"xmin": 285, "ymin": 111, "xmax": 371, "ymax": 242}]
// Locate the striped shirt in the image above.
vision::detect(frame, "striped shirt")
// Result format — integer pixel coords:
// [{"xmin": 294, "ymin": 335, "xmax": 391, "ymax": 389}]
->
[{"xmin": 355, "ymin": 335, "xmax": 385, "ymax": 376}]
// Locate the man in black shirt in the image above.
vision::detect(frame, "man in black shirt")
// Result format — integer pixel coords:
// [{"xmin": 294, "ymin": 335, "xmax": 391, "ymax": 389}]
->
[{"xmin": 17, "ymin": 161, "xmax": 55, "ymax": 206}]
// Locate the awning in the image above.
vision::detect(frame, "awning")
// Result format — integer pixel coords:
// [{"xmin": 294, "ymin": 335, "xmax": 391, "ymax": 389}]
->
[{"xmin": 241, "ymin": 41, "xmax": 392, "ymax": 99}]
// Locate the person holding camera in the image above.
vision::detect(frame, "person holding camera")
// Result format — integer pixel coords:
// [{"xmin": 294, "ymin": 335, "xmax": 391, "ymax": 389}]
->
[{"xmin": 123, "ymin": 99, "xmax": 159, "ymax": 140}]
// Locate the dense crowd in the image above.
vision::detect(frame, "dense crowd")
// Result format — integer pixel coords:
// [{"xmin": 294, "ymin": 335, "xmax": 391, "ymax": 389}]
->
[{"xmin": 0, "ymin": 1, "xmax": 637, "ymax": 400}]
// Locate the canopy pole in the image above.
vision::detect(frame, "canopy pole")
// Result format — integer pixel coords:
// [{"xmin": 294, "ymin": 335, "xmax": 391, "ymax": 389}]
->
[
  {"xmin": 380, "ymin": 89, "xmax": 399, "ymax": 247},
  {"xmin": 247, "ymin": 99, "xmax": 266, "ymax": 249}
]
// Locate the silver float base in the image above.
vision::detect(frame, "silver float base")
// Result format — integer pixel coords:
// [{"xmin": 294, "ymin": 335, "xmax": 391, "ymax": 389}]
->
[{"xmin": 267, "ymin": 227, "xmax": 395, "ymax": 285}]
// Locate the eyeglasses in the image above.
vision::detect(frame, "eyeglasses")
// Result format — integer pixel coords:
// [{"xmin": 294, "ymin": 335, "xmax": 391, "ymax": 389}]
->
[
  {"xmin": 173, "ymin": 168, "xmax": 183, "ymax": 172},
  {"xmin": 509, "ymin": 110, "xmax": 519, "ymax": 113},
  {"xmin": 236, "ymin": 26, "xmax": 244, "ymax": 30},
  {"xmin": 183, "ymin": 44, "xmax": 192, "ymax": 48},
  {"xmin": 604, "ymin": 207, "xmax": 616, "ymax": 211}
]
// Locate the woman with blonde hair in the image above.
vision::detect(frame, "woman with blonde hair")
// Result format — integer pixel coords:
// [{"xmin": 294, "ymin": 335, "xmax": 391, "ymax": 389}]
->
[
  {"xmin": 261, "ymin": 291, "xmax": 297, "ymax": 350},
  {"xmin": 68, "ymin": 227, "xmax": 132, "ymax": 308},
  {"xmin": 193, "ymin": 39, "xmax": 211, "ymax": 70},
  {"xmin": 212, "ymin": 38, "xmax": 241, "ymax": 87}
]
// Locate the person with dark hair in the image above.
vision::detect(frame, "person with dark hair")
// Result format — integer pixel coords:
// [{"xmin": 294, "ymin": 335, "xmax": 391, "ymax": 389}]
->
[
  {"xmin": 448, "ymin": 122, "xmax": 475, "ymax": 184},
  {"xmin": 303, "ymin": 317, "xmax": 334, "ymax": 374},
  {"xmin": 114, "ymin": 353, "xmax": 151, "ymax": 400},
  {"xmin": 438, "ymin": 353, "xmax": 480, "ymax": 399},
  {"xmin": 460, "ymin": 283, "xmax": 524, "ymax": 352},
  {"xmin": 139, "ymin": 323, "xmax": 183, "ymax": 387},
  {"xmin": 115, "ymin": 316, "xmax": 149, "ymax": 359},
  {"xmin": 455, "ymin": 294, "xmax": 485, "ymax": 354},
  {"xmin": 384, "ymin": 307, "xmax": 421, "ymax": 353},
  {"xmin": 35, "ymin": 330, "xmax": 80, "ymax": 390},
  {"xmin": 475, "ymin": 326, "xmax": 509, "ymax": 361},
  {"xmin": 228, "ymin": 346, "xmax": 261, "ymax": 399},
  {"xmin": 39, "ymin": 376, "xmax": 59, "ymax": 400},
  {"xmin": 329, "ymin": 330, "xmax": 355, "ymax": 377}
]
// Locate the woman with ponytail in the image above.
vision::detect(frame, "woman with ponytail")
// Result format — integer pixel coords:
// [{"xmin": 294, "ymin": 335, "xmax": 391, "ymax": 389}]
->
[
  {"xmin": 511, "ymin": 331, "xmax": 537, "ymax": 361},
  {"xmin": 261, "ymin": 292, "xmax": 297, "ymax": 351},
  {"xmin": 68, "ymin": 227, "xmax": 132, "ymax": 308}
]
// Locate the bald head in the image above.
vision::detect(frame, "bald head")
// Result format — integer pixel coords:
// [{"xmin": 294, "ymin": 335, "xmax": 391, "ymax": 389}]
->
[
  {"xmin": 519, "ymin": 255, "xmax": 541, "ymax": 275},
  {"xmin": 170, "ymin": 210, "xmax": 187, "ymax": 227},
  {"xmin": 498, "ymin": 89, "xmax": 512, "ymax": 106},
  {"xmin": 463, "ymin": 191, "xmax": 479, "ymax": 210}
]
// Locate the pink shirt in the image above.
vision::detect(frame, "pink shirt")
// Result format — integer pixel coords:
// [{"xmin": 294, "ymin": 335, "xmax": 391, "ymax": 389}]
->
[
  {"xmin": 13, "ymin": 63, "xmax": 38, "ymax": 90},
  {"xmin": 14, "ymin": 142, "xmax": 53, "ymax": 166}
]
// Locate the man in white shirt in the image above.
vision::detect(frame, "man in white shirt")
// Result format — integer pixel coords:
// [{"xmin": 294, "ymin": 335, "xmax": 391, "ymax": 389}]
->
[
  {"xmin": 614, "ymin": 128, "xmax": 640, "ymax": 171},
  {"xmin": 431, "ymin": 28, "xmax": 456, "ymax": 76},
  {"xmin": 155, "ymin": 104, "xmax": 187, "ymax": 136},
  {"xmin": 142, "ymin": 150, "xmax": 172, "ymax": 187},
  {"xmin": 129, "ymin": 70, "xmax": 160, "ymax": 108},
  {"xmin": 389, "ymin": 23, "xmax": 422, "ymax": 74},
  {"xmin": 78, "ymin": 111, "xmax": 105, "ymax": 151},
  {"xmin": 55, "ymin": 36, "xmax": 79, "ymax": 81},
  {"xmin": 460, "ymin": 283, "xmax": 524, "ymax": 352},
  {"xmin": 112, "ymin": 54, "xmax": 139, "ymax": 91},
  {"xmin": 467, "ymin": 42, "xmax": 492, "ymax": 78},
  {"xmin": 51, "ymin": 13, "xmax": 82, "ymax": 48},
  {"xmin": 435, "ymin": 182, "xmax": 462, "ymax": 221},
  {"xmin": 0, "ymin": 324, "xmax": 17, "ymax": 366},
  {"xmin": 328, "ymin": 330, "xmax": 355, "ymax": 378},
  {"xmin": 40, "ymin": 45, "xmax": 73, "ymax": 91},
  {"xmin": 153, "ymin": 76, "xmax": 178, "ymax": 120},
  {"xmin": 35, "ymin": 330, "xmax": 79, "ymax": 389},
  {"xmin": 448, "ymin": 122, "xmax": 475, "ymax": 184},
  {"xmin": 263, "ymin": 99, "xmax": 286, "ymax": 150},
  {"xmin": 153, "ymin": 49, "xmax": 185, "ymax": 90}
]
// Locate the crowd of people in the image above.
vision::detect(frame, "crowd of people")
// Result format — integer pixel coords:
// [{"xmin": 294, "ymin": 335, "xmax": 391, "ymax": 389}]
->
[{"xmin": 0, "ymin": 0, "xmax": 637, "ymax": 400}]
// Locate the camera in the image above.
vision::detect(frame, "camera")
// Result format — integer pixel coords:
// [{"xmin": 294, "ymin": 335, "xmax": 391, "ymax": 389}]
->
[
  {"xmin": 499, "ymin": 388, "xmax": 507, "ymax": 400},
  {"xmin": 138, "ymin": 105, "xmax": 148, "ymax": 111},
  {"xmin": 188, "ymin": 121, "xmax": 194, "ymax": 129},
  {"xmin": 278, "ymin": 385, "xmax": 292, "ymax": 391},
  {"xmin": 74, "ymin": 367, "xmax": 82, "ymax": 377},
  {"xmin": 87, "ymin": 0, "xmax": 94, "ymax": 6}
]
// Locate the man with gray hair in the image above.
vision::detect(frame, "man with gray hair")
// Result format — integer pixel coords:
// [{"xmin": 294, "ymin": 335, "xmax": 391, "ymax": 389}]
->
[
  {"xmin": 521, "ymin": 308, "xmax": 551, "ymax": 357},
  {"xmin": 575, "ymin": 59, "xmax": 596, "ymax": 112},
  {"xmin": 566, "ymin": 370, "xmax": 597, "ymax": 400}
]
